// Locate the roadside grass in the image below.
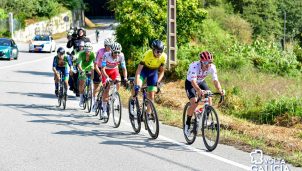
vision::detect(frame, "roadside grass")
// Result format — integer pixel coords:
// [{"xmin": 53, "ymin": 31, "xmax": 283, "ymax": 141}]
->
[{"xmin": 118, "ymin": 68, "xmax": 302, "ymax": 167}]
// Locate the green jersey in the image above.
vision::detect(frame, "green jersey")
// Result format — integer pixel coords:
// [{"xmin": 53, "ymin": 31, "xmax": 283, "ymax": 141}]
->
[{"xmin": 77, "ymin": 51, "xmax": 96, "ymax": 71}]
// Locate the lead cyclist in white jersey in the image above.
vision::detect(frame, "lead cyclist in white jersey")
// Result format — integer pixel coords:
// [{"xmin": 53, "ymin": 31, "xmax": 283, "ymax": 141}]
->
[{"xmin": 184, "ymin": 51, "xmax": 224, "ymax": 135}]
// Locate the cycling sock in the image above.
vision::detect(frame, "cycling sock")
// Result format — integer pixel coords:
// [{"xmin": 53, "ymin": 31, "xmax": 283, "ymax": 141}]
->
[
  {"xmin": 55, "ymin": 83, "xmax": 58, "ymax": 90},
  {"xmin": 102, "ymin": 101, "xmax": 107, "ymax": 111},
  {"xmin": 80, "ymin": 94, "xmax": 84, "ymax": 101},
  {"xmin": 93, "ymin": 96, "xmax": 95, "ymax": 104},
  {"xmin": 186, "ymin": 116, "xmax": 192, "ymax": 126}
]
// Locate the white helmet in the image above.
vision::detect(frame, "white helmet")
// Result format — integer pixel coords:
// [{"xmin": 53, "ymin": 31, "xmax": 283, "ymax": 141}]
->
[
  {"xmin": 104, "ymin": 38, "xmax": 114, "ymax": 47},
  {"xmin": 84, "ymin": 42, "xmax": 93, "ymax": 52},
  {"xmin": 111, "ymin": 42, "xmax": 122, "ymax": 52}
]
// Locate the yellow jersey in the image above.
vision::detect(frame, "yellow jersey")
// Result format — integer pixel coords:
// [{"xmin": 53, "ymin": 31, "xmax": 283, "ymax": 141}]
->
[{"xmin": 140, "ymin": 50, "xmax": 167, "ymax": 69}]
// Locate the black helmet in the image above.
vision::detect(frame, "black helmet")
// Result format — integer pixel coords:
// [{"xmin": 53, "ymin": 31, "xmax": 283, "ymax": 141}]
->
[
  {"xmin": 151, "ymin": 40, "xmax": 164, "ymax": 51},
  {"xmin": 77, "ymin": 27, "xmax": 86, "ymax": 36},
  {"xmin": 57, "ymin": 47, "xmax": 65, "ymax": 55}
]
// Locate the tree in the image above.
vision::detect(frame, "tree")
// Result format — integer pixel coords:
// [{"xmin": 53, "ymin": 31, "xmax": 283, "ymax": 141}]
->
[{"xmin": 228, "ymin": 0, "xmax": 281, "ymax": 39}]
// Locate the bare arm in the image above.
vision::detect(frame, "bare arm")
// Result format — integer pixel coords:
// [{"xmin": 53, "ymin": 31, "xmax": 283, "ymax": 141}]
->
[
  {"xmin": 135, "ymin": 64, "xmax": 144, "ymax": 85},
  {"xmin": 157, "ymin": 66, "xmax": 165, "ymax": 83},
  {"xmin": 122, "ymin": 68, "xmax": 127, "ymax": 80}
]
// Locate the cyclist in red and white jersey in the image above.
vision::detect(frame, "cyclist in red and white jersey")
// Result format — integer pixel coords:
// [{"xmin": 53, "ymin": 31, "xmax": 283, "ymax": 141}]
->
[
  {"xmin": 184, "ymin": 51, "xmax": 224, "ymax": 135},
  {"xmin": 92, "ymin": 38, "xmax": 113, "ymax": 111},
  {"xmin": 100, "ymin": 42, "xmax": 128, "ymax": 119}
]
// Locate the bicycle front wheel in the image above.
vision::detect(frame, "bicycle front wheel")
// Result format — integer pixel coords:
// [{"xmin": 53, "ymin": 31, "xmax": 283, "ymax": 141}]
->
[
  {"xmin": 112, "ymin": 92, "xmax": 122, "ymax": 128},
  {"xmin": 201, "ymin": 105, "xmax": 220, "ymax": 151},
  {"xmin": 86, "ymin": 84, "xmax": 92, "ymax": 113},
  {"xmin": 62, "ymin": 85, "xmax": 67, "ymax": 110},
  {"xmin": 128, "ymin": 97, "xmax": 141, "ymax": 133},
  {"xmin": 183, "ymin": 102, "xmax": 197, "ymax": 145},
  {"xmin": 143, "ymin": 99, "xmax": 159, "ymax": 139}
]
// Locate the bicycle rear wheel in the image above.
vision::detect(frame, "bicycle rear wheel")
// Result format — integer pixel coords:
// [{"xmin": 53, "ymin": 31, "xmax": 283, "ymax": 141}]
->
[
  {"xmin": 144, "ymin": 99, "xmax": 159, "ymax": 139},
  {"xmin": 86, "ymin": 84, "xmax": 92, "ymax": 113},
  {"xmin": 102, "ymin": 103, "xmax": 110, "ymax": 123},
  {"xmin": 183, "ymin": 102, "xmax": 197, "ymax": 144},
  {"xmin": 201, "ymin": 105, "xmax": 220, "ymax": 151},
  {"xmin": 57, "ymin": 83, "xmax": 63, "ymax": 107},
  {"xmin": 128, "ymin": 97, "xmax": 141, "ymax": 133},
  {"xmin": 112, "ymin": 92, "xmax": 122, "ymax": 128},
  {"xmin": 62, "ymin": 84, "xmax": 67, "ymax": 110}
]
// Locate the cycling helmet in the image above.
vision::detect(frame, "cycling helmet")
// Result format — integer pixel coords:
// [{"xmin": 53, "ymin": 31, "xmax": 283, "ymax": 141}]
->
[
  {"xmin": 104, "ymin": 38, "xmax": 114, "ymax": 47},
  {"xmin": 84, "ymin": 42, "xmax": 93, "ymax": 52},
  {"xmin": 111, "ymin": 42, "xmax": 122, "ymax": 52},
  {"xmin": 57, "ymin": 47, "xmax": 65, "ymax": 55},
  {"xmin": 151, "ymin": 40, "xmax": 164, "ymax": 51},
  {"xmin": 199, "ymin": 51, "xmax": 213, "ymax": 62}
]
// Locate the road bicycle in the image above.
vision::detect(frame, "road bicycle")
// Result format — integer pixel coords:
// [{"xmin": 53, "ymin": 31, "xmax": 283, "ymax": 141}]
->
[
  {"xmin": 95, "ymin": 80, "xmax": 122, "ymax": 128},
  {"xmin": 128, "ymin": 77, "xmax": 160, "ymax": 139},
  {"xmin": 57, "ymin": 71, "xmax": 67, "ymax": 110},
  {"xmin": 183, "ymin": 90, "xmax": 224, "ymax": 151},
  {"xmin": 82, "ymin": 71, "xmax": 92, "ymax": 113}
]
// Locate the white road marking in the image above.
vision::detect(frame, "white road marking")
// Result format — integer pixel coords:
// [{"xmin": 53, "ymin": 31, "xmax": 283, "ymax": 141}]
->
[
  {"xmin": 120, "ymin": 118, "xmax": 250, "ymax": 170},
  {"xmin": 0, "ymin": 55, "xmax": 54, "ymax": 70}
]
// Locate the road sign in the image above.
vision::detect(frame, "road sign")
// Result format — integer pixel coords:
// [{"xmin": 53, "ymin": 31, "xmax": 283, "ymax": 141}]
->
[{"xmin": 63, "ymin": 16, "xmax": 69, "ymax": 22}]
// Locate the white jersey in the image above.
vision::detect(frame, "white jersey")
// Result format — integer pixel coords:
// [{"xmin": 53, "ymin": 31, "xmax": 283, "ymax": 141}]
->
[
  {"xmin": 102, "ymin": 52, "xmax": 126, "ymax": 69},
  {"xmin": 186, "ymin": 61, "xmax": 218, "ymax": 83}
]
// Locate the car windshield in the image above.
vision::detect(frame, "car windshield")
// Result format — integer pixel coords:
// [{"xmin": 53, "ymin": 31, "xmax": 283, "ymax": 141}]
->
[
  {"xmin": 0, "ymin": 39, "xmax": 11, "ymax": 46},
  {"xmin": 33, "ymin": 35, "xmax": 50, "ymax": 41}
]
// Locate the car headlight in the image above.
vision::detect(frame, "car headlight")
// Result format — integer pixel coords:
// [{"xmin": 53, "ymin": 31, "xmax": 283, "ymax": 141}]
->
[{"xmin": 12, "ymin": 49, "xmax": 17, "ymax": 54}]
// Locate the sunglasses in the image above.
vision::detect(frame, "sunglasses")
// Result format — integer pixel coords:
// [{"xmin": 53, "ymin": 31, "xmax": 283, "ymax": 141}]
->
[
  {"xmin": 202, "ymin": 61, "xmax": 212, "ymax": 65},
  {"xmin": 154, "ymin": 49, "xmax": 163, "ymax": 54},
  {"xmin": 113, "ymin": 51, "xmax": 121, "ymax": 54}
]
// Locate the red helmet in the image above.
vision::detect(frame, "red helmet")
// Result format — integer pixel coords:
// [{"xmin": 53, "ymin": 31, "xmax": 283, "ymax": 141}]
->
[{"xmin": 199, "ymin": 51, "xmax": 213, "ymax": 62}]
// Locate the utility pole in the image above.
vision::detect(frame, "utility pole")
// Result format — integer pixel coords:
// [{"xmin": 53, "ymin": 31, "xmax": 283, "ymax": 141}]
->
[
  {"xmin": 167, "ymin": 0, "xmax": 177, "ymax": 70},
  {"xmin": 283, "ymin": 11, "xmax": 286, "ymax": 51},
  {"xmin": 8, "ymin": 13, "xmax": 14, "ymax": 39}
]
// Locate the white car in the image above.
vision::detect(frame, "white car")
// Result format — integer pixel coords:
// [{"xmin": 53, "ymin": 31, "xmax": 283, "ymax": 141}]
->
[{"xmin": 29, "ymin": 35, "xmax": 56, "ymax": 53}]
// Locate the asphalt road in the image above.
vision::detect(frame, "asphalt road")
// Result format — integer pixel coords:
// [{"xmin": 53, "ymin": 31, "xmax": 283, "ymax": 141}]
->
[{"xmin": 0, "ymin": 26, "xmax": 300, "ymax": 171}]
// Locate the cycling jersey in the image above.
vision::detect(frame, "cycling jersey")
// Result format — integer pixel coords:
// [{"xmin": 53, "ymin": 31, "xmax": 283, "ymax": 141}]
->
[
  {"xmin": 186, "ymin": 61, "xmax": 218, "ymax": 83},
  {"xmin": 140, "ymin": 49, "xmax": 167, "ymax": 70},
  {"xmin": 77, "ymin": 51, "xmax": 96, "ymax": 71},
  {"xmin": 95, "ymin": 48, "xmax": 106, "ymax": 68},
  {"xmin": 52, "ymin": 55, "xmax": 72, "ymax": 68},
  {"xmin": 102, "ymin": 52, "xmax": 126, "ymax": 69},
  {"xmin": 52, "ymin": 55, "xmax": 72, "ymax": 81}
]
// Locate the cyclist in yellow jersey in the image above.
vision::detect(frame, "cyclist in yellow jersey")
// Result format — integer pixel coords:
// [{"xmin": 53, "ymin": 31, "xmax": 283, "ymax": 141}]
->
[{"xmin": 131, "ymin": 40, "xmax": 167, "ymax": 110}]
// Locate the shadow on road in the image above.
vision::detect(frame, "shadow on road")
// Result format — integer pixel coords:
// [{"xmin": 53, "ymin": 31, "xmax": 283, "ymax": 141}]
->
[
  {"xmin": 15, "ymin": 70, "xmax": 53, "ymax": 77},
  {"xmin": 0, "ymin": 79, "xmax": 52, "ymax": 85},
  {"xmin": 6, "ymin": 91, "xmax": 77, "ymax": 100}
]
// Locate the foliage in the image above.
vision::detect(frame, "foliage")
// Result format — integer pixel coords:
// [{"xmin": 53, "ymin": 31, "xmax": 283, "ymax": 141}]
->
[
  {"xmin": 0, "ymin": 8, "xmax": 7, "ymax": 19},
  {"xmin": 207, "ymin": 6, "xmax": 253, "ymax": 44},
  {"xmin": 228, "ymin": 0, "xmax": 281, "ymax": 39},
  {"xmin": 111, "ymin": 0, "xmax": 207, "ymax": 76}
]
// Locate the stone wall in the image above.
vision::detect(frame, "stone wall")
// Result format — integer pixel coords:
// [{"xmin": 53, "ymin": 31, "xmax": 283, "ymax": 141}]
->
[{"xmin": 13, "ymin": 11, "xmax": 72, "ymax": 42}]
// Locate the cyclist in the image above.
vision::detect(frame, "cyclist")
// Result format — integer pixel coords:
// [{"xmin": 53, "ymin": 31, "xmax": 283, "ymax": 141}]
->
[
  {"xmin": 130, "ymin": 40, "xmax": 167, "ymax": 116},
  {"xmin": 100, "ymin": 42, "xmax": 127, "ymax": 119},
  {"xmin": 95, "ymin": 29, "xmax": 100, "ymax": 43},
  {"xmin": 184, "ymin": 51, "xmax": 224, "ymax": 136},
  {"xmin": 69, "ymin": 40, "xmax": 85, "ymax": 97},
  {"xmin": 52, "ymin": 47, "xmax": 73, "ymax": 97},
  {"xmin": 92, "ymin": 38, "xmax": 114, "ymax": 111},
  {"xmin": 77, "ymin": 42, "xmax": 96, "ymax": 107}
]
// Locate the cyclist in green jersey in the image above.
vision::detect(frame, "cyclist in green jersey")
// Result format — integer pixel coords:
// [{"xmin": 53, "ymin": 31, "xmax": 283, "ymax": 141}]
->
[{"xmin": 77, "ymin": 42, "xmax": 96, "ymax": 107}]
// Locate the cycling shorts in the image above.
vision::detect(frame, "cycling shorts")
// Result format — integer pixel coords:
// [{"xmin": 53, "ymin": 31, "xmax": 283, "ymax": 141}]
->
[
  {"xmin": 140, "ymin": 67, "xmax": 158, "ymax": 92},
  {"xmin": 55, "ymin": 67, "xmax": 69, "ymax": 81},
  {"xmin": 185, "ymin": 79, "xmax": 209, "ymax": 99},
  {"xmin": 102, "ymin": 68, "xmax": 120, "ymax": 85},
  {"xmin": 93, "ymin": 67, "xmax": 102, "ymax": 84}
]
